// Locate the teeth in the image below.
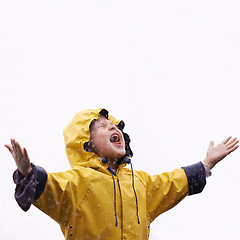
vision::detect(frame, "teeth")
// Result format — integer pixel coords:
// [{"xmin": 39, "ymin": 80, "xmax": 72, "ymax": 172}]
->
[{"xmin": 110, "ymin": 134, "xmax": 119, "ymax": 142}]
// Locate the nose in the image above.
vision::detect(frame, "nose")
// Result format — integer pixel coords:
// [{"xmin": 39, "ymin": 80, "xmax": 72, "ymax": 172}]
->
[{"xmin": 109, "ymin": 124, "xmax": 117, "ymax": 131}]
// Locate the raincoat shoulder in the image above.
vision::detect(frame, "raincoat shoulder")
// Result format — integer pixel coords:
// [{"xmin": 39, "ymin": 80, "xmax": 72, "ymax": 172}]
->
[
  {"xmin": 33, "ymin": 165, "xmax": 94, "ymax": 224},
  {"xmin": 134, "ymin": 168, "xmax": 189, "ymax": 222}
]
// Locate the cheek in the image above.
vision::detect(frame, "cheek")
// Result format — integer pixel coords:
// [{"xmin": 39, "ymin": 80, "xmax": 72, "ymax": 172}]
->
[
  {"xmin": 121, "ymin": 148, "xmax": 127, "ymax": 156},
  {"xmin": 92, "ymin": 136, "xmax": 109, "ymax": 152}
]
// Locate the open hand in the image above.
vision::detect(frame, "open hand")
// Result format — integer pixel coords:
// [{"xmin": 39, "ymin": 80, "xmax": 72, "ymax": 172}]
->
[
  {"xmin": 5, "ymin": 139, "xmax": 32, "ymax": 177},
  {"xmin": 204, "ymin": 136, "xmax": 239, "ymax": 170}
]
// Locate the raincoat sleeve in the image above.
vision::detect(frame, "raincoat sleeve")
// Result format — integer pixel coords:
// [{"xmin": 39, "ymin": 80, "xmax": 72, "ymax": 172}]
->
[
  {"xmin": 13, "ymin": 163, "xmax": 92, "ymax": 224},
  {"xmin": 13, "ymin": 163, "xmax": 47, "ymax": 212},
  {"xmin": 182, "ymin": 161, "xmax": 206, "ymax": 195},
  {"xmin": 142, "ymin": 161, "xmax": 206, "ymax": 222},
  {"xmin": 33, "ymin": 166, "xmax": 93, "ymax": 224}
]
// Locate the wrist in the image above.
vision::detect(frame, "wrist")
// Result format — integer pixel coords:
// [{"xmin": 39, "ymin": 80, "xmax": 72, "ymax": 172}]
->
[
  {"xmin": 203, "ymin": 157, "xmax": 215, "ymax": 170},
  {"xmin": 201, "ymin": 161, "xmax": 212, "ymax": 177},
  {"xmin": 20, "ymin": 166, "xmax": 32, "ymax": 178}
]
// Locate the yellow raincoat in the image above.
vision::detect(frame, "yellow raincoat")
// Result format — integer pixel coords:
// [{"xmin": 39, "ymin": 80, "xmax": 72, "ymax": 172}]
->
[{"xmin": 33, "ymin": 108, "xmax": 191, "ymax": 240}]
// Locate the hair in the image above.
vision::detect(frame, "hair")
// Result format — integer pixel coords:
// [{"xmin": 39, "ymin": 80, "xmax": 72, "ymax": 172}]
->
[{"xmin": 89, "ymin": 119, "xmax": 97, "ymax": 133}]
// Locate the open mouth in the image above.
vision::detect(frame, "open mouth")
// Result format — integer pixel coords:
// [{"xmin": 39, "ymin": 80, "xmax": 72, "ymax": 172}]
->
[{"xmin": 110, "ymin": 134, "xmax": 120, "ymax": 143}]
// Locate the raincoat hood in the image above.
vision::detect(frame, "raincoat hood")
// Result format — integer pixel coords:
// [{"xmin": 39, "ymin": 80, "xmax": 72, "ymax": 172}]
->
[{"xmin": 63, "ymin": 108, "xmax": 132, "ymax": 168}]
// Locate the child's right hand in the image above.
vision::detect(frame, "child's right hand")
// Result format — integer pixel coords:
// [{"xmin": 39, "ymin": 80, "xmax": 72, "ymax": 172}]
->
[{"xmin": 5, "ymin": 139, "xmax": 32, "ymax": 177}]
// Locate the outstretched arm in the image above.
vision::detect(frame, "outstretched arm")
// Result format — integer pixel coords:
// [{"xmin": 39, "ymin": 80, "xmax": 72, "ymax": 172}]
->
[
  {"xmin": 5, "ymin": 139, "xmax": 48, "ymax": 211},
  {"xmin": 203, "ymin": 136, "xmax": 239, "ymax": 170},
  {"xmin": 5, "ymin": 139, "xmax": 32, "ymax": 177}
]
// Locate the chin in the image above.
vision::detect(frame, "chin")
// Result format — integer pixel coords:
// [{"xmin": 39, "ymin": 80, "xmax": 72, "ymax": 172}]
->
[
  {"xmin": 116, "ymin": 151, "xmax": 126, "ymax": 159},
  {"xmin": 106, "ymin": 152, "xmax": 125, "ymax": 160}
]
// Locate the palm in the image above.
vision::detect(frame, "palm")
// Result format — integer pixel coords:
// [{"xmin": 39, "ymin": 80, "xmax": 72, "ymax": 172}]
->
[
  {"xmin": 5, "ymin": 139, "xmax": 31, "ymax": 177},
  {"xmin": 205, "ymin": 137, "xmax": 239, "ymax": 169}
]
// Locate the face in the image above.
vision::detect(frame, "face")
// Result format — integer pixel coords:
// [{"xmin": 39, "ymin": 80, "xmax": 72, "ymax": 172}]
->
[{"xmin": 89, "ymin": 116, "xmax": 126, "ymax": 161}]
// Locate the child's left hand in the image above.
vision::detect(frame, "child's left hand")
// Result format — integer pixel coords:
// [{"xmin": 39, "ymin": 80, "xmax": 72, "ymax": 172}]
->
[{"xmin": 204, "ymin": 136, "xmax": 239, "ymax": 169}]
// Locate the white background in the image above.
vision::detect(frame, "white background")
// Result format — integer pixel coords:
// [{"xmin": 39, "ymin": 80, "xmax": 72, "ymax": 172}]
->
[{"xmin": 1, "ymin": 1, "xmax": 240, "ymax": 239}]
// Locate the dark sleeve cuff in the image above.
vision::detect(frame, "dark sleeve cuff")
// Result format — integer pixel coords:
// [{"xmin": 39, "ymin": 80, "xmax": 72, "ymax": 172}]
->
[
  {"xmin": 13, "ymin": 163, "xmax": 48, "ymax": 211},
  {"xmin": 182, "ymin": 161, "xmax": 206, "ymax": 196}
]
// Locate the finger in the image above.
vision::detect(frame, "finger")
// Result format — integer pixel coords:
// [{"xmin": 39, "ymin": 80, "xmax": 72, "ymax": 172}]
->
[
  {"xmin": 227, "ymin": 140, "xmax": 239, "ymax": 149},
  {"xmin": 227, "ymin": 144, "xmax": 239, "ymax": 154},
  {"xmin": 4, "ymin": 144, "xmax": 13, "ymax": 154},
  {"xmin": 11, "ymin": 139, "xmax": 24, "ymax": 157},
  {"xmin": 11, "ymin": 140, "xmax": 25, "ymax": 165},
  {"xmin": 11, "ymin": 140, "xmax": 19, "ymax": 159},
  {"xmin": 15, "ymin": 141, "xmax": 24, "ymax": 156},
  {"xmin": 225, "ymin": 137, "xmax": 238, "ymax": 146},
  {"xmin": 11, "ymin": 139, "xmax": 18, "ymax": 153},
  {"xmin": 222, "ymin": 136, "xmax": 232, "ymax": 144},
  {"xmin": 227, "ymin": 140, "xmax": 239, "ymax": 150},
  {"xmin": 23, "ymin": 148, "xmax": 30, "ymax": 162}
]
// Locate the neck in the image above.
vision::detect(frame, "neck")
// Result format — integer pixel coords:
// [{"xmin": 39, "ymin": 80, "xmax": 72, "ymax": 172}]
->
[{"xmin": 107, "ymin": 158, "xmax": 119, "ymax": 173}]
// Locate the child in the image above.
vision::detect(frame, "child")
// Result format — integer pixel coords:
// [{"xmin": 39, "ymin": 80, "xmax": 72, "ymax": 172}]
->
[{"xmin": 5, "ymin": 108, "xmax": 239, "ymax": 240}]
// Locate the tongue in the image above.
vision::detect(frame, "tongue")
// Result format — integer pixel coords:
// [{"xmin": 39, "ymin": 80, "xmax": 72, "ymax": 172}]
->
[{"xmin": 110, "ymin": 135, "xmax": 119, "ymax": 142}]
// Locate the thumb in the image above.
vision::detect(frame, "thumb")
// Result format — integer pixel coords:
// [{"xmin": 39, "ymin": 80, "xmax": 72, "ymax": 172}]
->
[
  {"xmin": 209, "ymin": 140, "xmax": 214, "ymax": 148},
  {"xmin": 4, "ymin": 144, "xmax": 13, "ymax": 154}
]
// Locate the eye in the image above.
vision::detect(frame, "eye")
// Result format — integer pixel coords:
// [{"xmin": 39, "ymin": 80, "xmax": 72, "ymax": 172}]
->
[{"xmin": 98, "ymin": 123, "xmax": 106, "ymax": 128}]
